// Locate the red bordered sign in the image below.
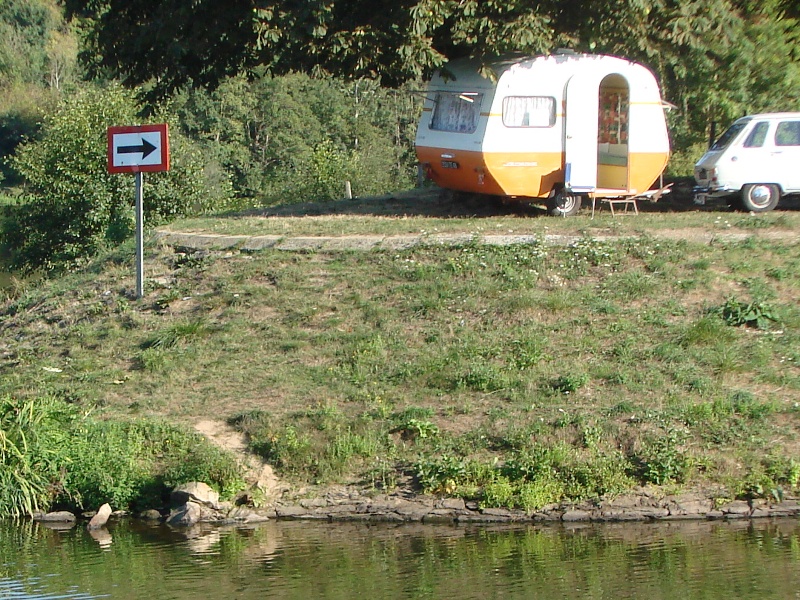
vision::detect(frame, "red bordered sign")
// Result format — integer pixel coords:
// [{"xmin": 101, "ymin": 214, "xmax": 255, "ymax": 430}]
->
[{"xmin": 107, "ymin": 124, "xmax": 170, "ymax": 173}]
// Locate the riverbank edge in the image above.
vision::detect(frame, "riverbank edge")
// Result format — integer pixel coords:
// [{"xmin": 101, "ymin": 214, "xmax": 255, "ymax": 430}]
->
[
  {"xmin": 33, "ymin": 488, "xmax": 800, "ymax": 528},
  {"xmin": 255, "ymin": 488, "xmax": 800, "ymax": 524}
]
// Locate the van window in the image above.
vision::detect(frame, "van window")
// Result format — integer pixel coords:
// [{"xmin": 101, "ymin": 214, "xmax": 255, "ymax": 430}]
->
[
  {"xmin": 430, "ymin": 92, "xmax": 484, "ymax": 133},
  {"xmin": 710, "ymin": 122, "xmax": 748, "ymax": 151},
  {"xmin": 775, "ymin": 121, "xmax": 800, "ymax": 146},
  {"xmin": 502, "ymin": 96, "xmax": 555, "ymax": 127},
  {"xmin": 743, "ymin": 122, "xmax": 769, "ymax": 148}
]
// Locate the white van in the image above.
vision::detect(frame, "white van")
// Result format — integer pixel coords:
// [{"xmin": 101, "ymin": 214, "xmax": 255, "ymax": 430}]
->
[{"xmin": 694, "ymin": 113, "xmax": 800, "ymax": 212}]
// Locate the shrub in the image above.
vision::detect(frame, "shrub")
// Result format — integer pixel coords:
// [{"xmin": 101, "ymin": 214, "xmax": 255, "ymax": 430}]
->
[
  {"xmin": 0, "ymin": 395, "xmax": 244, "ymax": 515},
  {"xmin": 713, "ymin": 298, "xmax": 777, "ymax": 330},
  {"xmin": 0, "ymin": 396, "xmax": 71, "ymax": 516},
  {"xmin": 3, "ymin": 84, "xmax": 231, "ymax": 274}
]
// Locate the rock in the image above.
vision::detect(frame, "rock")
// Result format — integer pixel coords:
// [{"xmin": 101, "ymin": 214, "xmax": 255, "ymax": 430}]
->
[
  {"xmin": 87, "ymin": 503, "xmax": 113, "ymax": 530},
  {"xmin": 299, "ymin": 498, "xmax": 329, "ymax": 509},
  {"xmin": 138, "ymin": 509, "xmax": 163, "ymax": 521},
  {"xmin": 438, "ymin": 498, "xmax": 466, "ymax": 511},
  {"xmin": 275, "ymin": 505, "xmax": 309, "ymax": 518},
  {"xmin": 34, "ymin": 511, "xmax": 76, "ymax": 523},
  {"xmin": 481, "ymin": 507, "xmax": 516, "ymax": 518},
  {"xmin": 171, "ymin": 482, "xmax": 220, "ymax": 508},
  {"xmin": 562, "ymin": 510, "xmax": 592, "ymax": 522},
  {"xmin": 166, "ymin": 501, "xmax": 203, "ymax": 527},
  {"xmin": 720, "ymin": 500, "xmax": 752, "ymax": 516},
  {"xmin": 670, "ymin": 499, "xmax": 713, "ymax": 516},
  {"xmin": 226, "ymin": 506, "xmax": 270, "ymax": 523}
]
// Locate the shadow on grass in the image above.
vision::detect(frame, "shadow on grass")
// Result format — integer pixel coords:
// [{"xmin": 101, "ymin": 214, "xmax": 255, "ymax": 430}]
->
[{"xmin": 229, "ymin": 177, "xmax": 799, "ymax": 220}]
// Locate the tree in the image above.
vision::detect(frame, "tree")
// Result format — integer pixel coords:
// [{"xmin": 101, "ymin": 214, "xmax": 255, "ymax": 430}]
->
[
  {"xmin": 2, "ymin": 84, "xmax": 231, "ymax": 274},
  {"xmin": 64, "ymin": 0, "xmax": 555, "ymax": 96},
  {"xmin": 171, "ymin": 72, "xmax": 420, "ymax": 202}
]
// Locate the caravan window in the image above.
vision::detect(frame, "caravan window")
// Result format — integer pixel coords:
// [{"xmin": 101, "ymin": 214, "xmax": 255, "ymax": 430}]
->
[
  {"xmin": 430, "ymin": 92, "xmax": 483, "ymax": 133},
  {"xmin": 502, "ymin": 96, "xmax": 555, "ymax": 128}
]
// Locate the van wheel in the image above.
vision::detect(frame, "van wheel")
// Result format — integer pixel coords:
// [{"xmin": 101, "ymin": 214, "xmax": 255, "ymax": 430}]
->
[
  {"xmin": 741, "ymin": 184, "xmax": 780, "ymax": 212},
  {"xmin": 548, "ymin": 188, "xmax": 581, "ymax": 217}
]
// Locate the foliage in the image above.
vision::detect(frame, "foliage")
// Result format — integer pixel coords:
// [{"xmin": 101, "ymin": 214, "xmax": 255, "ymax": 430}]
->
[
  {"xmin": 713, "ymin": 298, "xmax": 778, "ymax": 330},
  {"xmin": 0, "ymin": 395, "xmax": 244, "ymax": 516},
  {"xmin": 64, "ymin": 0, "xmax": 800, "ymax": 163},
  {"xmin": 0, "ymin": 0, "xmax": 77, "ymax": 88},
  {"xmin": 0, "ymin": 396, "xmax": 69, "ymax": 517},
  {"xmin": 634, "ymin": 427, "xmax": 691, "ymax": 486},
  {"xmin": 3, "ymin": 221, "xmax": 800, "ymax": 511},
  {"xmin": 230, "ymin": 408, "xmax": 388, "ymax": 483},
  {"xmin": 414, "ymin": 445, "xmax": 634, "ymax": 511},
  {"xmin": 2, "ymin": 84, "xmax": 231, "ymax": 274},
  {"xmin": 171, "ymin": 73, "xmax": 419, "ymax": 202}
]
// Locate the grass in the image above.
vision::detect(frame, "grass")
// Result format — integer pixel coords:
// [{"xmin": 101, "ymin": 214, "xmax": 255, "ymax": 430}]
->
[
  {"xmin": 2, "ymin": 193, "xmax": 800, "ymax": 511},
  {"xmin": 163, "ymin": 187, "xmax": 800, "ymax": 238}
]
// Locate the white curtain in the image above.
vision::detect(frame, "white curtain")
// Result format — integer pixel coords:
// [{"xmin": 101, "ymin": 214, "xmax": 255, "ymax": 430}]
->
[
  {"xmin": 502, "ymin": 96, "xmax": 555, "ymax": 128},
  {"xmin": 431, "ymin": 93, "xmax": 483, "ymax": 133}
]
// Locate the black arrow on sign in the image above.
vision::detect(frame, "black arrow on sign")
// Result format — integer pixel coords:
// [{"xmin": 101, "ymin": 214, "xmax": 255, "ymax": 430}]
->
[{"xmin": 118, "ymin": 138, "xmax": 157, "ymax": 159}]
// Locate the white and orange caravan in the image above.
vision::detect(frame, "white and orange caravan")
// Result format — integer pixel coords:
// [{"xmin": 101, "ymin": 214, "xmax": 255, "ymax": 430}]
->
[{"xmin": 415, "ymin": 52, "xmax": 671, "ymax": 215}]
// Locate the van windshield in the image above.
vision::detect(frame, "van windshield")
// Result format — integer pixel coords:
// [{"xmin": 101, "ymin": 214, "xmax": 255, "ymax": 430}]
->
[{"xmin": 710, "ymin": 121, "xmax": 749, "ymax": 151}]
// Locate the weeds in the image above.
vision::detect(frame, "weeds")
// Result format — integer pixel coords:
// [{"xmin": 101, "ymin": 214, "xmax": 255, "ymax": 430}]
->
[
  {"xmin": 713, "ymin": 298, "xmax": 778, "ymax": 330},
  {"xmin": 0, "ymin": 396, "xmax": 243, "ymax": 516}
]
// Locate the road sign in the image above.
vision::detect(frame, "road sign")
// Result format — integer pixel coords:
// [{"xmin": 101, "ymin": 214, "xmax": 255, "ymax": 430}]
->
[{"xmin": 107, "ymin": 124, "xmax": 170, "ymax": 173}]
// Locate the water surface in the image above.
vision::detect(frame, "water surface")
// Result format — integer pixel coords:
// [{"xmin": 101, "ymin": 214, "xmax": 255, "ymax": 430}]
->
[{"xmin": 1, "ymin": 518, "xmax": 798, "ymax": 599}]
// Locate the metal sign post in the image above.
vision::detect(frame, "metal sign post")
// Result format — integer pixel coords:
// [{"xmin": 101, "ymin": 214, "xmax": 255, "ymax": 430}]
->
[
  {"xmin": 135, "ymin": 172, "xmax": 144, "ymax": 298},
  {"xmin": 107, "ymin": 124, "xmax": 170, "ymax": 299}
]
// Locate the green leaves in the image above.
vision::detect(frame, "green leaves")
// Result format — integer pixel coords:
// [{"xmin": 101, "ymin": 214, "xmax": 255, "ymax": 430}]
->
[
  {"xmin": 0, "ymin": 395, "xmax": 244, "ymax": 516},
  {"xmin": 714, "ymin": 298, "xmax": 778, "ymax": 330},
  {"xmin": 3, "ymin": 84, "xmax": 231, "ymax": 274}
]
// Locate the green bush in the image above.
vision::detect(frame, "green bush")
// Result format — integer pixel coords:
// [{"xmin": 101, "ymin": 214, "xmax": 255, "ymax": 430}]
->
[
  {"xmin": 2, "ymin": 84, "xmax": 232, "ymax": 274},
  {"xmin": 713, "ymin": 298, "xmax": 777, "ymax": 330},
  {"xmin": 0, "ymin": 395, "xmax": 244, "ymax": 516},
  {"xmin": 0, "ymin": 396, "xmax": 70, "ymax": 516}
]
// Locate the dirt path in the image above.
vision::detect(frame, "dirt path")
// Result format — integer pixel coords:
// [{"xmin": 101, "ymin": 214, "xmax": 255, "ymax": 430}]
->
[{"xmin": 194, "ymin": 419, "xmax": 287, "ymax": 500}]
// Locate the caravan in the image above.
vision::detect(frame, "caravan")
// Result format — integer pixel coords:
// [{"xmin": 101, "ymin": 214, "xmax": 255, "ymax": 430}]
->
[{"xmin": 415, "ymin": 53, "xmax": 671, "ymax": 215}]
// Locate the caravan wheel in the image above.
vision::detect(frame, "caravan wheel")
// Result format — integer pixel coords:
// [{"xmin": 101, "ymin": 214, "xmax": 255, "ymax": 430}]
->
[{"xmin": 548, "ymin": 188, "xmax": 581, "ymax": 217}]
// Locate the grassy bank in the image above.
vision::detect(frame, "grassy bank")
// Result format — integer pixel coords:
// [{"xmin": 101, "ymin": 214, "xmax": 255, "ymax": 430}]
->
[{"xmin": 1, "ymin": 196, "xmax": 799, "ymax": 515}]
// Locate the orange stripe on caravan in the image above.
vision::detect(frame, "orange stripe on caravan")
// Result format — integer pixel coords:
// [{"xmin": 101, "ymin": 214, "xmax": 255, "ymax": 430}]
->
[
  {"xmin": 417, "ymin": 146, "xmax": 669, "ymax": 199},
  {"xmin": 417, "ymin": 146, "xmax": 563, "ymax": 197}
]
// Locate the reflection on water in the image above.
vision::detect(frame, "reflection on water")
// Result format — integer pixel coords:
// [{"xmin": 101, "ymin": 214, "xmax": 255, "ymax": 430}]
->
[{"xmin": 0, "ymin": 518, "xmax": 798, "ymax": 599}]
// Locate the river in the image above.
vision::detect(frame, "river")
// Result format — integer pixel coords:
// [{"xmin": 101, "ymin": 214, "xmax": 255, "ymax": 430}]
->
[{"xmin": 1, "ymin": 518, "xmax": 798, "ymax": 599}]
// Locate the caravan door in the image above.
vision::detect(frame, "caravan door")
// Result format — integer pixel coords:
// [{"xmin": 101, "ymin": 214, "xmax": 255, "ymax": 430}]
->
[{"xmin": 564, "ymin": 74, "xmax": 601, "ymax": 191}]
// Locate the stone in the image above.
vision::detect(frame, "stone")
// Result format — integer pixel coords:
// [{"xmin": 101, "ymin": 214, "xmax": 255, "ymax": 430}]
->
[
  {"xmin": 171, "ymin": 482, "xmax": 220, "ymax": 508},
  {"xmin": 437, "ymin": 498, "xmax": 466, "ymax": 511},
  {"xmin": 422, "ymin": 513, "xmax": 458, "ymax": 524},
  {"xmin": 562, "ymin": 510, "xmax": 592, "ymax": 522},
  {"xmin": 166, "ymin": 501, "xmax": 202, "ymax": 527},
  {"xmin": 34, "ymin": 511, "xmax": 76, "ymax": 523},
  {"xmin": 275, "ymin": 505, "xmax": 309, "ymax": 518},
  {"xmin": 481, "ymin": 507, "xmax": 515, "ymax": 518},
  {"xmin": 87, "ymin": 503, "xmax": 112, "ymax": 530},
  {"xmin": 138, "ymin": 509, "xmax": 163, "ymax": 521},
  {"xmin": 670, "ymin": 499, "xmax": 713, "ymax": 516},
  {"xmin": 720, "ymin": 500, "xmax": 751, "ymax": 516},
  {"xmin": 225, "ymin": 506, "xmax": 269, "ymax": 523},
  {"xmin": 299, "ymin": 498, "xmax": 329, "ymax": 508}
]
